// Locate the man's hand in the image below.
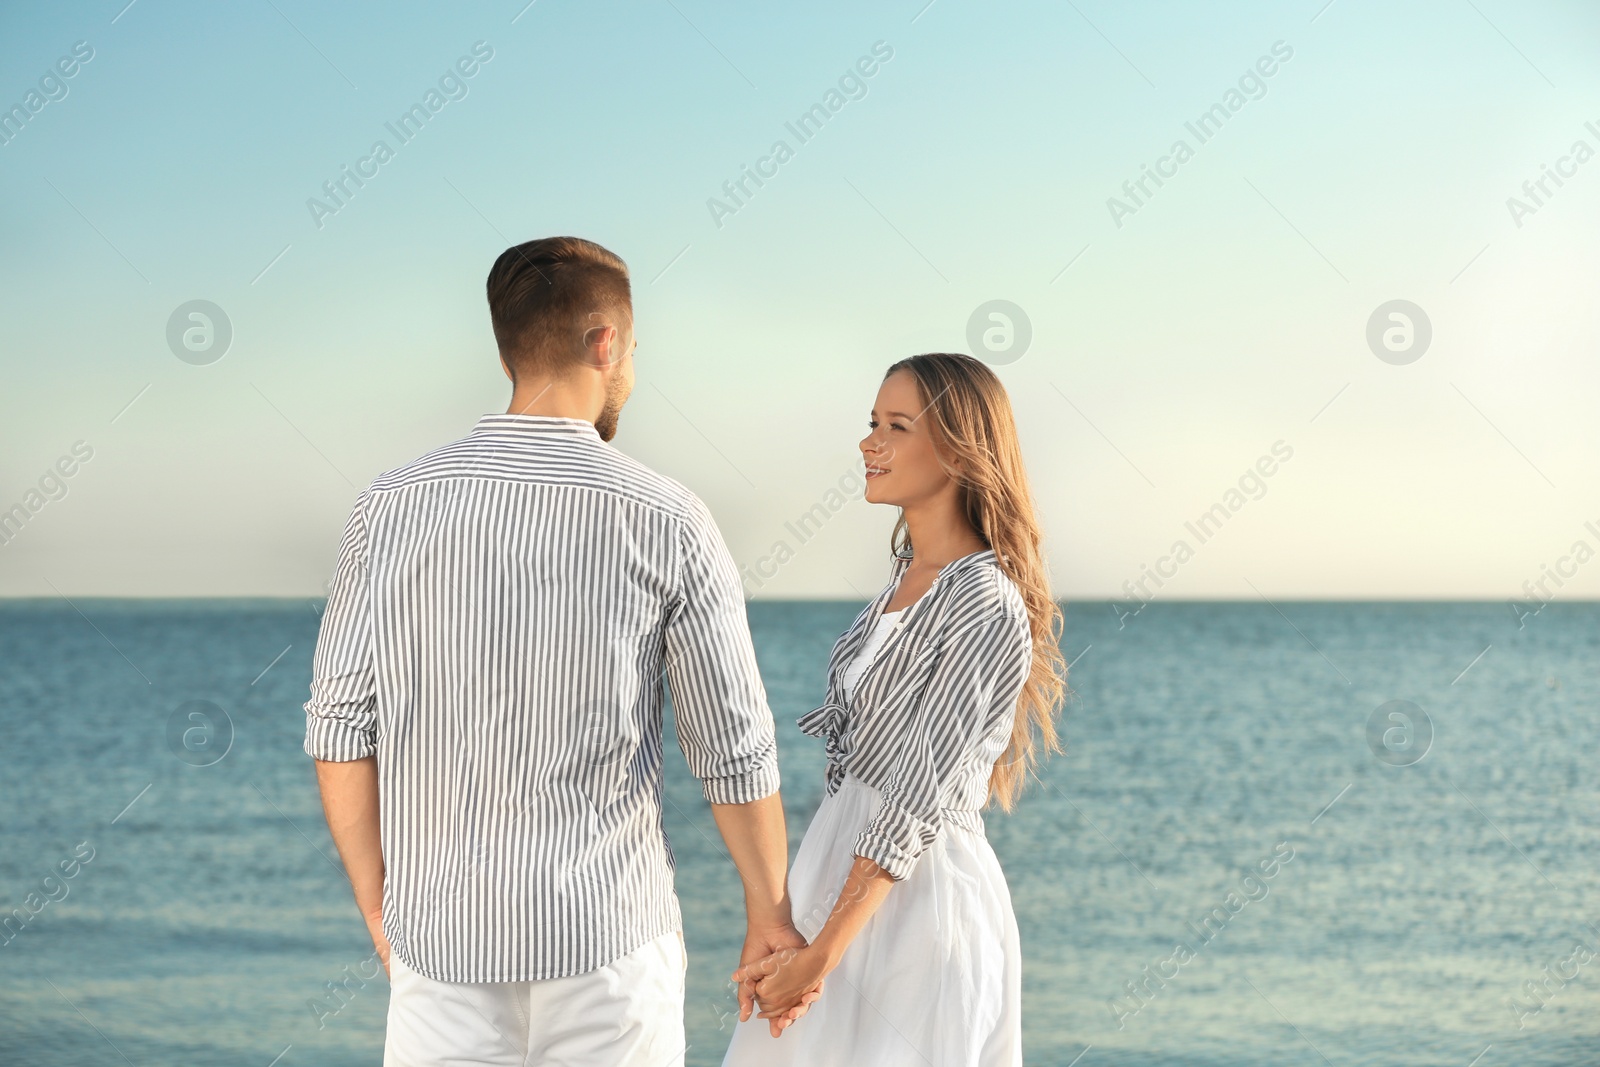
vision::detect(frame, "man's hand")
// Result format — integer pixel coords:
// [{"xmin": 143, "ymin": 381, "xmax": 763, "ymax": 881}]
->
[
  {"xmin": 735, "ymin": 920, "xmax": 823, "ymax": 1036},
  {"xmin": 363, "ymin": 906, "xmax": 392, "ymax": 979}
]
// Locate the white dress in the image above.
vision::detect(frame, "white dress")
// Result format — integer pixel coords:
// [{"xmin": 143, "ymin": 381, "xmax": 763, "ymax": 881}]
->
[{"xmin": 721, "ymin": 606, "xmax": 1024, "ymax": 1066}]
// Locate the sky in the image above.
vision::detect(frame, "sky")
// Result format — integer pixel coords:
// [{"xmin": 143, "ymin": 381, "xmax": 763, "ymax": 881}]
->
[{"xmin": 1, "ymin": 0, "xmax": 1598, "ymax": 603}]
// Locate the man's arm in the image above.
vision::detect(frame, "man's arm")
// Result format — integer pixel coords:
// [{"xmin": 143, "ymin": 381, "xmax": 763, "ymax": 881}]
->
[
  {"xmin": 662, "ymin": 493, "xmax": 818, "ymax": 1034},
  {"xmin": 662, "ymin": 494, "xmax": 782, "ymax": 805},
  {"xmin": 710, "ymin": 793, "xmax": 821, "ymax": 1036},
  {"xmin": 303, "ymin": 491, "xmax": 388, "ymax": 969},
  {"xmin": 709, "ymin": 792, "xmax": 790, "ymax": 928},
  {"xmin": 314, "ymin": 756, "xmax": 389, "ymax": 974}
]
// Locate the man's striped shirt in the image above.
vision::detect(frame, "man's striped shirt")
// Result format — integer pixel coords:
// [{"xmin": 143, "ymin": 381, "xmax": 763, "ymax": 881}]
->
[{"xmin": 303, "ymin": 413, "xmax": 780, "ymax": 983}]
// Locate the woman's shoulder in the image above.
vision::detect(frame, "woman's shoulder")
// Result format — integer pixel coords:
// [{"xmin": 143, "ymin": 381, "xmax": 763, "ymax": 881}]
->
[{"xmin": 935, "ymin": 555, "xmax": 1028, "ymax": 633}]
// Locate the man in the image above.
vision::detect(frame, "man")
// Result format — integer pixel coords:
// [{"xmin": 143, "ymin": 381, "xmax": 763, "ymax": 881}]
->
[{"xmin": 304, "ymin": 236, "xmax": 813, "ymax": 1065}]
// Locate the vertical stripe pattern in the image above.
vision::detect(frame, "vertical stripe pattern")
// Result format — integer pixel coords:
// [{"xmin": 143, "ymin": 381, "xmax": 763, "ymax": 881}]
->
[
  {"xmin": 303, "ymin": 414, "xmax": 779, "ymax": 983},
  {"xmin": 796, "ymin": 547, "xmax": 1033, "ymax": 881}
]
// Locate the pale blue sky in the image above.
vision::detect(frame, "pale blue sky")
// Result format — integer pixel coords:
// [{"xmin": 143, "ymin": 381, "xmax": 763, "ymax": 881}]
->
[{"xmin": 2, "ymin": 0, "xmax": 1598, "ymax": 601}]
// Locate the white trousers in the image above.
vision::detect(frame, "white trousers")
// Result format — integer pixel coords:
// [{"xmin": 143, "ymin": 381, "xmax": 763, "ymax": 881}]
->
[{"xmin": 383, "ymin": 930, "xmax": 687, "ymax": 1067}]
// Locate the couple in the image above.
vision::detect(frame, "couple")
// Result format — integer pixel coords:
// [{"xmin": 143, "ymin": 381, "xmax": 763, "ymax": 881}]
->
[{"xmin": 304, "ymin": 236, "xmax": 1067, "ymax": 1066}]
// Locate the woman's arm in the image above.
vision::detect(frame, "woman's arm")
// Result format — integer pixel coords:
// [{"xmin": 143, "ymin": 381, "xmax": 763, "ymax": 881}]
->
[
  {"xmin": 851, "ymin": 606, "xmax": 1029, "ymax": 881},
  {"xmin": 732, "ymin": 855, "xmax": 896, "ymax": 1019},
  {"xmin": 808, "ymin": 856, "xmax": 897, "ymax": 967},
  {"xmin": 736, "ymin": 605, "xmax": 1032, "ymax": 1016}
]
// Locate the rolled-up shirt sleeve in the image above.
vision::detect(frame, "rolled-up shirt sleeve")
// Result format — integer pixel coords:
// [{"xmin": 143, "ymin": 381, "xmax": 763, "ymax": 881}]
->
[
  {"xmin": 303, "ymin": 490, "xmax": 378, "ymax": 761},
  {"xmin": 663, "ymin": 492, "xmax": 780, "ymax": 805},
  {"xmin": 853, "ymin": 606, "xmax": 1032, "ymax": 881}
]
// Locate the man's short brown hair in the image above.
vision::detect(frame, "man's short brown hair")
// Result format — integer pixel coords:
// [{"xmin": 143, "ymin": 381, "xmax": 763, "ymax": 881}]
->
[{"xmin": 486, "ymin": 237, "xmax": 632, "ymax": 379}]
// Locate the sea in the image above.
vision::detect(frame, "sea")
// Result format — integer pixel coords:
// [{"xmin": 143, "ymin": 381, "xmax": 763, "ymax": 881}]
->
[{"xmin": 1, "ymin": 597, "xmax": 1596, "ymax": 1066}]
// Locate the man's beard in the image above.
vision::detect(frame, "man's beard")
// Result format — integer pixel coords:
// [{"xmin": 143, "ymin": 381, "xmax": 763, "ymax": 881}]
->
[{"xmin": 594, "ymin": 371, "xmax": 629, "ymax": 442}]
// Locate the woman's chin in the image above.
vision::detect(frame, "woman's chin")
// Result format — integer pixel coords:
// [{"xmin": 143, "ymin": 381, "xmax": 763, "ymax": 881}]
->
[{"xmin": 863, "ymin": 484, "xmax": 895, "ymax": 506}]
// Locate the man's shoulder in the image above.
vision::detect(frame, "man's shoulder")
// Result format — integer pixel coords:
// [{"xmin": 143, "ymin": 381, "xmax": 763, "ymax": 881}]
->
[
  {"xmin": 590, "ymin": 444, "xmax": 712, "ymax": 528},
  {"xmin": 364, "ymin": 430, "xmax": 701, "ymax": 523}
]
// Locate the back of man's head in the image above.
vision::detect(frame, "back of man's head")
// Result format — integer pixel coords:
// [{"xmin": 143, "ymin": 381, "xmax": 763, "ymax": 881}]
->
[{"xmin": 486, "ymin": 237, "xmax": 632, "ymax": 381}]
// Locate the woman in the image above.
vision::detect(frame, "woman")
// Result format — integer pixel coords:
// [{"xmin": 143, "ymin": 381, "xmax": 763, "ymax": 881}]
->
[{"xmin": 721, "ymin": 353, "xmax": 1068, "ymax": 1065}]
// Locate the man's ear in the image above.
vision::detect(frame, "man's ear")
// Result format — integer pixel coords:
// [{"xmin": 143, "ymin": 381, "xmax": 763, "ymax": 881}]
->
[{"xmin": 581, "ymin": 322, "xmax": 619, "ymax": 368}]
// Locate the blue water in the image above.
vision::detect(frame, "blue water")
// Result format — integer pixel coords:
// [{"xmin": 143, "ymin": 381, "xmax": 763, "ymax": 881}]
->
[{"xmin": 2, "ymin": 598, "xmax": 1597, "ymax": 1066}]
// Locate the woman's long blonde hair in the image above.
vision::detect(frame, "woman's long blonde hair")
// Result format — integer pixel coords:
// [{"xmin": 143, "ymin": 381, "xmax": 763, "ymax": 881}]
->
[{"xmin": 883, "ymin": 352, "xmax": 1069, "ymax": 811}]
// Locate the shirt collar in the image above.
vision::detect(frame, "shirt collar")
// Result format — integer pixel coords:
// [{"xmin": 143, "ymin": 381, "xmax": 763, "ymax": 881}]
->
[
  {"xmin": 823, "ymin": 545, "xmax": 998, "ymax": 696},
  {"xmin": 470, "ymin": 413, "xmax": 602, "ymax": 440},
  {"xmin": 891, "ymin": 545, "xmax": 997, "ymax": 581}
]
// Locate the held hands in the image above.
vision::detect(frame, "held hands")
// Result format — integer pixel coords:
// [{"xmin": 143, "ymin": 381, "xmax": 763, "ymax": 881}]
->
[
  {"xmin": 733, "ymin": 921, "xmax": 827, "ymax": 1037},
  {"xmin": 732, "ymin": 943, "xmax": 831, "ymax": 1030}
]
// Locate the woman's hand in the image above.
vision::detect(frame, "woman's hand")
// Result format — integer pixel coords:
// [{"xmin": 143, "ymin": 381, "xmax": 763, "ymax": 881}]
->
[
  {"xmin": 732, "ymin": 944, "xmax": 831, "ymax": 1030},
  {"xmin": 735, "ymin": 919, "xmax": 815, "ymax": 1035}
]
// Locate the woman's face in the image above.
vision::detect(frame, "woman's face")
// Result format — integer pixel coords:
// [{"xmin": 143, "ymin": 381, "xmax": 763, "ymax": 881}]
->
[{"xmin": 859, "ymin": 370, "xmax": 957, "ymax": 507}]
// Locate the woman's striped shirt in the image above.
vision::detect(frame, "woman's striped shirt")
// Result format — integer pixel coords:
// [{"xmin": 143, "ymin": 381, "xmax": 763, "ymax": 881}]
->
[{"xmin": 797, "ymin": 546, "xmax": 1033, "ymax": 881}]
